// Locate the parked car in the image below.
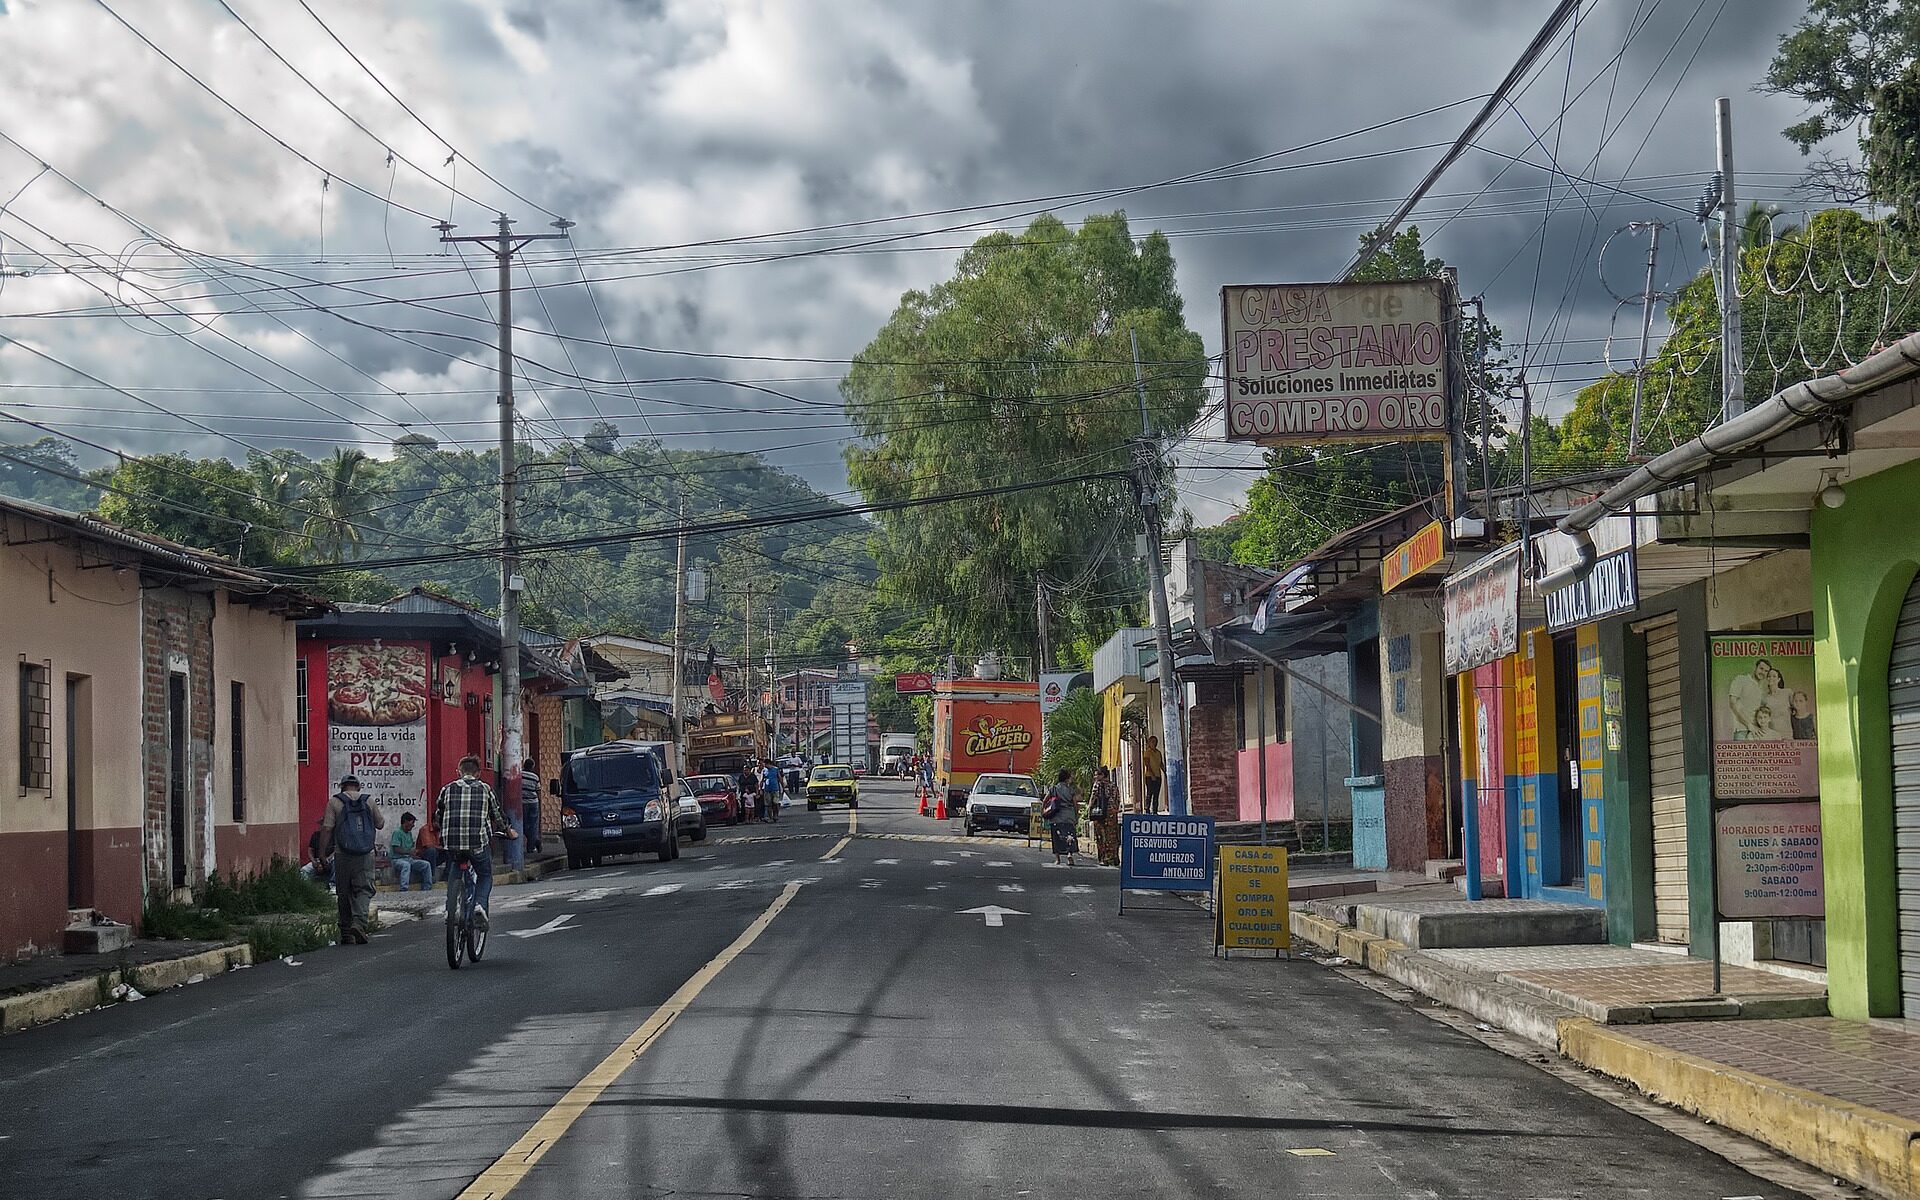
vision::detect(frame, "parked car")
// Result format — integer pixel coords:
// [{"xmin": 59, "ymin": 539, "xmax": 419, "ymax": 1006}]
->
[
  {"xmin": 964, "ymin": 772, "xmax": 1040, "ymax": 837},
  {"xmin": 554, "ymin": 742, "xmax": 679, "ymax": 870},
  {"xmin": 675, "ymin": 790, "xmax": 708, "ymax": 842},
  {"xmin": 681, "ymin": 773, "xmax": 743, "ymax": 826},
  {"xmin": 806, "ymin": 764, "xmax": 860, "ymax": 810}
]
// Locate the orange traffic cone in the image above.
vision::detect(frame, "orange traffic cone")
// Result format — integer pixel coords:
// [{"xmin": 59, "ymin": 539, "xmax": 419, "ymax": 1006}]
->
[
  {"xmin": 934, "ymin": 794, "xmax": 947, "ymax": 821},
  {"xmin": 917, "ymin": 787, "xmax": 929, "ymax": 817}
]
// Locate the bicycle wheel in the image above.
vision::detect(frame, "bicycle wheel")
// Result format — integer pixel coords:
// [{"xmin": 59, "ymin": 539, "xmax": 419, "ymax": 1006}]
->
[
  {"xmin": 446, "ymin": 913, "xmax": 464, "ymax": 969},
  {"xmin": 466, "ymin": 919, "xmax": 487, "ymax": 962}
]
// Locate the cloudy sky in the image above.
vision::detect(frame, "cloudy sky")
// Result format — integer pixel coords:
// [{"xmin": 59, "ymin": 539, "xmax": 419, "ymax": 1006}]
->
[{"xmin": 0, "ymin": 0, "xmax": 1837, "ymax": 524}]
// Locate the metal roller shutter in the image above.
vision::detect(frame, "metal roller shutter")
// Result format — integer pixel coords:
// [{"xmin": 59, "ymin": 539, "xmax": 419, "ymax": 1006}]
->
[
  {"xmin": 1644, "ymin": 616, "xmax": 1690, "ymax": 945},
  {"xmin": 1889, "ymin": 574, "xmax": 1920, "ymax": 1017}
]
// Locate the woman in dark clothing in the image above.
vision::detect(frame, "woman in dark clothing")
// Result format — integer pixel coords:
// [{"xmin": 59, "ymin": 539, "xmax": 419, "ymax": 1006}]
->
[
  {"xmin": 1043, "ymin": 769, "xmax": 1079, "ymax": 866},
  {"xmin": 1087, "ymin": 765, "xmax": 1121, "ymax": 867}
]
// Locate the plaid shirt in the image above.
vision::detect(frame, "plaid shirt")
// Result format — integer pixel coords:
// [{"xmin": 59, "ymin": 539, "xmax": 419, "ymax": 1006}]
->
[{"xmin": 434, "ymin": 775, "xmax": 508, "ymax": 852}]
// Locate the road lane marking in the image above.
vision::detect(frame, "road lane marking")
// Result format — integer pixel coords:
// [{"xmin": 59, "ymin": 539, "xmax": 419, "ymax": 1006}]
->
[
  {"xmin": 1285, "ymin": 1148, "xmax": 1335, "ymax": 1157},
  {"xmin": 506, "ymin": 914, "xmax": 577, "ymax": 939},
  {"xmin": 957, "ymin": 904, "xmax": 1025, "ymax": 928},
  {"xmin": 456, "ymin": 882, "xmax": 803, "ymax": 1200},
  {"xmin": 987, "ymin": 861, "xmax": 1013, "ymax": 868},
  {"xmin": 1062, "ymin": 884, "xmax": 1093, "ymax": 894},
  {"xmin": 571, "ymin": 888, "xmax": 620, "ymax": 903},
  {"xmin": 713, "ymin": 880, "xmax": 750, "ymax": 890},
  {"xmin": 931, "ymin": 859, "xmax": 955, "ymax": 867},
  {"xmin": 819, "ymin": 809, "xmax": 857, "ymax": 860},
  {"xmin": 997, "ymin": 884, "xmax": 1025, "ymax": 893},
  {"xmin": 874, "ymin": 858, "xmax": 900, "ymax": 865},
  {"xmin": 642, "ymin": 884, "xmax": 682, "ymax": 897}
]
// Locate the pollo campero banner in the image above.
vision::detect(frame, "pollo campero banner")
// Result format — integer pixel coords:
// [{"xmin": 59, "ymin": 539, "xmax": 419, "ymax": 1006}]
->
[{"xmin": 950, "ymin": 700, "xmax": 1042, "ymax": 775}]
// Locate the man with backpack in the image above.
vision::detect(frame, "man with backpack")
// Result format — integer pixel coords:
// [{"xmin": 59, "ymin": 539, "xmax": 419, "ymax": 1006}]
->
[{"xmin": 320, "ymin": 774, "xmax": 385, "ymax": 945}]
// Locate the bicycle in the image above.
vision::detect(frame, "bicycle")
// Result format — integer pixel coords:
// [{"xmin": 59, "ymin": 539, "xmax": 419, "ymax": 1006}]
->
[{"xmin": 445, "ymin": 845, "xmax": 491, "ymax": 970}]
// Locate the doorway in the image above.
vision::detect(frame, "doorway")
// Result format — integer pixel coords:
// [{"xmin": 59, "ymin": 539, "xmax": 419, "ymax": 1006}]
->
[
  {"xmin": 168, "ymin": 672, "xmax": 189, "ymax": 890},
  {"xmin": 1551, "ymin": 634, "xmax": 1582, "ymax": 887},
  {"xmin": 65, "ymin": 675, "xmax": 91, "ymax": 910}
]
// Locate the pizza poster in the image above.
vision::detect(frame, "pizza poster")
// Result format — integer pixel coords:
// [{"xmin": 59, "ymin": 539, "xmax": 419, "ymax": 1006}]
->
[
  {"xmin": 1709, "ymin": 634, "xmax": 1819, "ymax": 800},
  {"xmin": 325, "ymin": 642, "xmax": 431, "ymax": 859}
]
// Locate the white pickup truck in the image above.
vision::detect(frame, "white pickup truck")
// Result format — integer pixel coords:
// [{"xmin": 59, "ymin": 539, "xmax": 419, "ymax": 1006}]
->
[{"xmin": 962, "ymin": 772, "xmax": 1041, "ymax": 836}]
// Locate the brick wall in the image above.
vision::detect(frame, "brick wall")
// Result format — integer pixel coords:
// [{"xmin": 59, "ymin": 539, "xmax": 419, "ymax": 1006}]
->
[
  {"xmin": 141, "ymin": 587, "xmax": 216, "ymax": 900},
  {"xmin": 529, "ymin": 693, "xmax": 566, "ymax": 835},
  {"xmin": 1185, "ymin": 675, "xmax": 1240, "ymax": 822}
]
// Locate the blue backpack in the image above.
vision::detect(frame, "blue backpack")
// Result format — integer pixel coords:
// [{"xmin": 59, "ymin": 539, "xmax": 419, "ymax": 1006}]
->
[{"xmin": 335, "ymin": 794, "xmax": 377, "ymax": 855}]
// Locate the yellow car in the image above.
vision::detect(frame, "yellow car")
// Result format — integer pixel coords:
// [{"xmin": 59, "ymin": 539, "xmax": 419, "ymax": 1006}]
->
[{"xmin": 806, "ymin": 764, "xmax": 860, "ymax": 810}]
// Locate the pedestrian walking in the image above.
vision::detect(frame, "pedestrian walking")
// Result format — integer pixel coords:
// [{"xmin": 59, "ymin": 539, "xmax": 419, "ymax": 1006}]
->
[
  {"xmin": 1088, "ymin": 765, "xmax": 1121, "ymax": 867},
  {"xmin": 760, "ymin": 760, "xmax": 783, "ymax": 822},
  {"xmin": 320, "ymin": 774, "xmax": 384, "ymax": 944},
  {"xmin": 520, "ymin": 758, "xmax": 542, "ymax": 855},
  {"xmin": 1043, "ymin": 769, "xmax": 1079, "ymax": 866},
  {"xmin": 738, "ymin": 759, "xmax": 760, "ymax": 822},
  {"xmin": 1142, "ymin": 735, "xmax": 1165, "ymax": 814},
  {"xmin": 433, "ymin": 755, "xmax": 517, "ymax": 932}
]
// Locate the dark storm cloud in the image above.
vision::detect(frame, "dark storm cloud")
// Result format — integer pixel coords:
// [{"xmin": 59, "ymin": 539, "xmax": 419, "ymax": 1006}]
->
[{"xmin": 0, "ymin": 0, "xmax": 1845, "ymax": 511}]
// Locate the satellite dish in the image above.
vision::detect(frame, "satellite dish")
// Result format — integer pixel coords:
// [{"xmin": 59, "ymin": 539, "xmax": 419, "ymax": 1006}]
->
[{"xmin": 604, "ymin": 705, "xmax": 639, "ymax": 736}]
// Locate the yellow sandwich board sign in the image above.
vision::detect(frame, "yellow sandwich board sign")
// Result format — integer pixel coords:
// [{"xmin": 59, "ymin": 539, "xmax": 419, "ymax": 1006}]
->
[{"xmin": 1215, "ymin": 845, "xmax": 1291, "ymax": 955}]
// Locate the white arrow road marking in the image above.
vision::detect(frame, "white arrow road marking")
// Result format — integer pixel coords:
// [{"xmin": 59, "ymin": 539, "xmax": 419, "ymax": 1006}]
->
[
  {"xmin": 507, "ymin": 913, "xmax": 577, "ymax": 939},
  {"xmin": 819, "ymin": 858, "xmax": 843, "ymax": 865},
  {"xmin": 925, "ymin": 884, "xmax": 947, "ymax": 891},
  {"xmin": 643, "ymin": 884, "xmax": 682, "ymax": 897},
  {"xmin": 790, "ymin": 876, "xmax": 823, "ymax": 885},
  {"xmin": 955, "ymin": 851, "xmax": 978, "ymax": 858},
  {"xmin": 957, "ymin": 905, "xmax": 1026, "ymax": 928},
  {"xmin": 931, "ymin": 859, "xmax": 955, "ymax": 867},
  {"xmin": 997, "ymin": 884, "xmax": 1025, "ymax": 893},
  {"xmin": 874, "ymin": 858, "xmax": 900, "ymax": 865},
  {"xmin": 764, "ymin": 860, "xmax": 792, "ymax": 868},
  {"xmin": 572, "ymin": 887, "xmax": 621, "ymax": 903},
  {"xmin": 987, "ymin": 861, "xmax": 1013, "ymax": 868},
  {"xmin": 1062, "ymin": 884, "xmax": 1094, "ymax": 894}
]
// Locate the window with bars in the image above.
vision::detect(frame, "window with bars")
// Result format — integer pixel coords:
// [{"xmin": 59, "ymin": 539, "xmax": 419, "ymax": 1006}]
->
[
  {"xmin": 18, "ymin": 661, "xmax": 50, "ymax": 791},
  {"xmin": 231, "ymin": 681, "xmax": 247, "ymax": 823},
  {"xmin": 295, "ymin": 659, "xmax": 309, "ymax": 765}
]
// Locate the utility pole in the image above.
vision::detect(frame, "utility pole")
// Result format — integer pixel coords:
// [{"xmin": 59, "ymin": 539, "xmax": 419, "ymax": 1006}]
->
[
  {"xmin": 1628, "ymin": 221, "xmax": 1664, "ymax": 454},
  {"xmin": 768, "ymin": 608, "xmax": 780, "ymax": 751},
  {"xmin": 440, "ymin": 213, "xmax": 566, "ymax": 867},
  {"xmin": 1471, "ymin": 295, "xmax": 1491, "ymax": 503},
  {"xmin": 742, "ymin": 581, "xmax": 753, "ymax": 715},
  {"xmin": 1716, "ymin": 97, "xmax": 1744, "ymax": 422},
  {"xmin": 671, "ymin": 488, "xmax": 688, "ymax": 760},
  {"xmin": 1130, "ymin": 325, "xmax": 1189, "ymax": 818},
  {"xmin": 1034, "ymin": 574, "xmax": 1051, "ymax": 677}
]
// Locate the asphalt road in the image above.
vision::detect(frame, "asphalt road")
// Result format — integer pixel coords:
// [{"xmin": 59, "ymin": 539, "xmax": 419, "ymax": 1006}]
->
[{"xmin": 0, "ymin": 779, "xmax": 1806, "ymax": 1199}]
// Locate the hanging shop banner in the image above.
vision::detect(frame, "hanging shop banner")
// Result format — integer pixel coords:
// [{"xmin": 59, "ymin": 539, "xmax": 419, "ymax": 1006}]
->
[
  {"xmin": 1215, "ymin": 844, "xmax": 1291, "ymax": 953},
  {"xmin": 894, "ymin": 672, "xmax": 933, "ymax": 695},
  {"xmin": 1222, "ymin": 280, "xmax": 1451, "ymax": 445},
  {"xmin": 1709, "ymin": 634, "xmax": 1819, "ymax": 799},
  {"xmin": 325, "ymin": 642, "xmax": 430, "ymax": 864},
  {"xmin": 1715, "ymin": 801, "xmax": 1823, "ymax": 918},
  {"xmin": 1039, "ymin": 672, "xmax": 1077, "ymax": 715},
  {"xmin": 1443, "ymin": 548, "xmax": 1520, "ymax": 675},
  {"xmin": 1381, "ymin": 520, "xmax": 1446, "ymax": 594},
  {"xmin": 1545, "ymin": 546, "xmax": 1639, "ymax": 632},
  {"xmin": 1119, "ymin": 814, "xmax": 1216, "ymax": 893}
]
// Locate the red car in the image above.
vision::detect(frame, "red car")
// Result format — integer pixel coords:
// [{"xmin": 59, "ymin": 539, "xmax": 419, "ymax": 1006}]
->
[{"xmin": 681, "ymin": 774, "xmax": 744, "ymax": 825}]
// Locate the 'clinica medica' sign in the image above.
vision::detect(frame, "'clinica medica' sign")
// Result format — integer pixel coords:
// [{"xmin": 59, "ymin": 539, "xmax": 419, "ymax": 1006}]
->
[{"xmin": 1545, "ymin": 546, "xmax": 1639, "ymax": 632}]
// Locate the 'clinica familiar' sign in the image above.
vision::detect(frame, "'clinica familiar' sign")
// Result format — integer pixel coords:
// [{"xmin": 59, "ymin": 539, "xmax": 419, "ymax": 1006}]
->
[{"xmin": 1545, "ymin": 546, "xmax": 1639, "ymax": 632}]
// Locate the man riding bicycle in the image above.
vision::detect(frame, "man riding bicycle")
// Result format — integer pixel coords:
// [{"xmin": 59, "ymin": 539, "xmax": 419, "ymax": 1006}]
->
[{"xmin": 433, "ymin": 755, "xmax": 517, "ymax": 930}]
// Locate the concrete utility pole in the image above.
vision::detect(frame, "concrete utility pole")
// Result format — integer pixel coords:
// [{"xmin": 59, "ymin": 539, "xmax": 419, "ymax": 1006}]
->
[
  {"xmin": 743, "ymin": 581, "xmax": 753, "ymax": 714},
  {"xmin": 1628, "ymin": 221, "xmax": 1664, "ymax": 455},
  {"xmin": 1130, "ymin": 325, "xmax": 1189, "ymax": 817},
  {"xmin": 1471, "ymin": 295, "xmax": 1491, "ymax": 502},
  {"xmin": 671, "ymin": 488, "xmax": 688, "ymax": 754},
  {"xmin": 1034, "ymin": 574, "xmax": 1051, "ymax": 676},
  {"xmin": 1716, "ymin": 97, "xmax": 1744, "ymax": 422},
  {"xmin": 440, "ymin": 214, "xmax": 566, "ymax": 865}
]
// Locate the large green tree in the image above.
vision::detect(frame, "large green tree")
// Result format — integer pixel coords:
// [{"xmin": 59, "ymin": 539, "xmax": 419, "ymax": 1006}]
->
[
  {"xmin": 1763, "ymin": 0, "xmax": 1920, "ymax": 153},
  {"xmin": 300, "ymin": 447, "xmax": 384, "ymax": 562},
  {"xmin": 841, "ymin": 211, "xmax": 1209, "ymax": 663},
  {"xmin": 97, "ymin": 453, "xmax": 286, "ymax": 565}
]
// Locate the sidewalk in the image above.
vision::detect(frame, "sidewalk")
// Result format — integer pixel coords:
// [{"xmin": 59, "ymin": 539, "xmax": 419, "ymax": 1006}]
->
[
  {"xmin": 1286, "ymin": 900, "xmax": 1920, "ymax": 1199},
  {"xmin": 0, "ymin": 939, "xmax": 251, "ymax": 1033}
]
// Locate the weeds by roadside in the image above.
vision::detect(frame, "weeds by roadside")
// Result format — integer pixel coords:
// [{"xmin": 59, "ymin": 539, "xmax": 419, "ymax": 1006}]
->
[{"xmin": 141, "ymin": 856, "xmax": 337, "ymax": 952}]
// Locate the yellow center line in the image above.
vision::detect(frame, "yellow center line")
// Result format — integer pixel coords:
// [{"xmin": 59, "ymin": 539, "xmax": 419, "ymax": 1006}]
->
[
  {"xmin": 819, "ymin": 808, "xmax": 857, "ymax": 860},
  {"xmin": 455, "ymin": 881, "xmax": 804, "ymax": 1199}
]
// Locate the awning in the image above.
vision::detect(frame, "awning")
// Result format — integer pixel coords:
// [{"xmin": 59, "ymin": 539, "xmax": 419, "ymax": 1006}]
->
[{"xmin": 1210, "ymin": 610, "xmax": 1349, "ymax": 665}]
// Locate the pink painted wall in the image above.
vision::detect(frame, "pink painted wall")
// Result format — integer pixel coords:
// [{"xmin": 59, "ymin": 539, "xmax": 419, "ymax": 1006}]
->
[{"xmin": 1235, "ymin": 741, "xmax": 1294, "ymax": 822}]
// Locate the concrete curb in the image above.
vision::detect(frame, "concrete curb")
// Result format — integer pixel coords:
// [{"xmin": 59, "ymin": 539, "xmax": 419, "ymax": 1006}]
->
[
  {"xmin": 1561, "ymin": 1020, "xmax": 1920, "ymax": 1200},
  {"xmin": 0, "ymin": 943, "xmax": 253, "ymax": 1034}
]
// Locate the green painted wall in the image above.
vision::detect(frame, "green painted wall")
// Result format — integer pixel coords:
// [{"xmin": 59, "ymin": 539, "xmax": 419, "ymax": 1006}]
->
[{"xmin": 1809, "ymin": 459, "xmax": 1920, "ymax": 1019}]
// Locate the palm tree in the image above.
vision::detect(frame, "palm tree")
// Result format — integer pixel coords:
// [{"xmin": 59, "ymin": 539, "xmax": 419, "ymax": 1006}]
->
[
  {"xmin": 245, "ymin": 454, "xmax": 303, "ymax": 560},
  {"xmin": 300, "ymin": 448, "xmax": 383, "ymax": 563},
  {"xmin": 1038, "ymin": 688, "xmax": 1100, "ymax": 795}
]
